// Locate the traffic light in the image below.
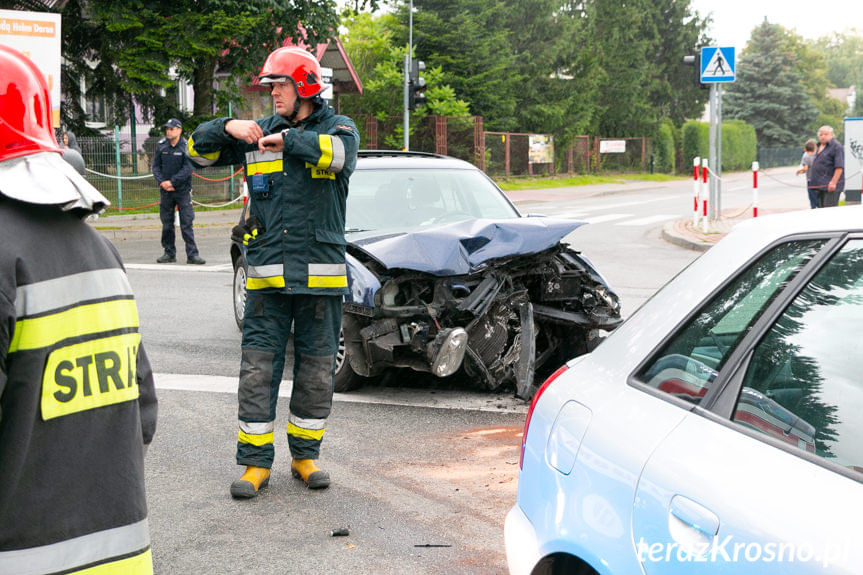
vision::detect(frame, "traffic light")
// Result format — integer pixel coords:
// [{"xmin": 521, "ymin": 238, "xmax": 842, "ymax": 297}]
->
[
  {"xmin": 683, "ymin": 52, "xmax": 708, "ymax": 90},
  {"xmin": 408, "ymin": 58, "xmax": 426, "ymax": 111}
]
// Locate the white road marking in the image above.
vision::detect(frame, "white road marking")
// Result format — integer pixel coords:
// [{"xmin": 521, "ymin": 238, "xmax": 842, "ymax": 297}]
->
[
  {"xmin": 616, "ymin": 214, "xmax": 679, "ymax": 226},
  {"xmin": 126, "ymin": 263, "xmax": 232, "ymax": 273},
  {"xmin": 581, "ymin": 213, "xmax": 632, "ymax": 224},
  {"xmin": 154, "ymin": 373, "xmax": 528, "ymax": 414}
]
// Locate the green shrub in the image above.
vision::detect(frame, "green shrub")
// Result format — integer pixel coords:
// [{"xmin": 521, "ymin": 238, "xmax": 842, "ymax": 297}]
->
[
  {"xmin": 654, "ymin": 120, "xmax": 676, "ymax": 173},
  {"xmin": 682, "ymin": 119, "xmax": 756, "ymax": 172}
]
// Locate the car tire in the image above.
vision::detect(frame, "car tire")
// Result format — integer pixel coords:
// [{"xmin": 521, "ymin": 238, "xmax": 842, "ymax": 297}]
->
[
  {"xmin": 334, "ymin": 315, "xmax": 366, "ymax": 392},
  {"xmin": 233, "ymin": 254, "xmax": 247, "ymax": 331}
]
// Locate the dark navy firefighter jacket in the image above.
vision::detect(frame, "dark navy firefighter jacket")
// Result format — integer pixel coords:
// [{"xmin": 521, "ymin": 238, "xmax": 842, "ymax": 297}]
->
[
  {"xmin": 187, "ymin": 104, "xmax": 359, "ymax": 296},
  {"xmin": 152, "ymin": 137, "xmax": 193, "ymax": 193}
]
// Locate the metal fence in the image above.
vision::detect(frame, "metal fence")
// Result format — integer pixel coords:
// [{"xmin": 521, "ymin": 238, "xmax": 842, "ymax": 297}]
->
[
  {"xmin": 78, "ymin": 133, "xmax": 244, "ymax": 210},
  {"xmin": 356, "ymin": 114, "xmax": 485, "ymax": 167},
  {"xmin": 76, "ymin": 120, "xmax": 659, "ymax": 207},
  {"xmin": 757, "ymin": 147, "xmax": 801, "ymax": 169}
]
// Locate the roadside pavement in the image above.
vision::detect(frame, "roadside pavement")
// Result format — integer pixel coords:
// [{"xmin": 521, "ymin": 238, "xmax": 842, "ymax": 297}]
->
[{"xmin": 90, "ymin": 166, "xmax": 813, "ymax": 251}]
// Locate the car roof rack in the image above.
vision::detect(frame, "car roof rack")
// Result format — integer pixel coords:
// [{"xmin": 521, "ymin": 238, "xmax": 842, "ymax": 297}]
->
[{"xmin": 358, "ymin": 150, "xmax": 447, "ymax": 159}]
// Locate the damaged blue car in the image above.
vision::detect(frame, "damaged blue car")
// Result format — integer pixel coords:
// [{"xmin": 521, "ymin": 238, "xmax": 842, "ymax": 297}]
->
[{"xmin": 231, "ymin": 151, "xmax": 621, "ymax": 399}]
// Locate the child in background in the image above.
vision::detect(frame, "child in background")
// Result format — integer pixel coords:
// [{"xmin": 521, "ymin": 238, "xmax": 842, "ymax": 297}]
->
[{"xmin": 796, "ymin": 139, "xmax": 817, "ymax": 209}]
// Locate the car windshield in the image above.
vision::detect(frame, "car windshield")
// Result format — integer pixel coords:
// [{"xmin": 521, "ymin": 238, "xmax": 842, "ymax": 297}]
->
[{"xmin": 345, "ymin": 167, "xmax": 520, "ymax": 232}]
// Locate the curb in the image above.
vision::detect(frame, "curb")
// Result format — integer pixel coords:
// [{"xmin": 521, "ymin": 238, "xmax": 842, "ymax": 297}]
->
[
  {"xmin": 661, "ymin": 223, "xmax": 711, "ymax": 253},
  {"xmin": 661, "ymin": 218, "xmax": 734, "ymax": 253}
]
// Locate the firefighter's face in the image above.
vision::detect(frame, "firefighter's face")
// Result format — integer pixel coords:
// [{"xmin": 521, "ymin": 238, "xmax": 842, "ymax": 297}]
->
[{"xmin": 271, "ymin": 82, "xmax": 298, "ymax": 116}]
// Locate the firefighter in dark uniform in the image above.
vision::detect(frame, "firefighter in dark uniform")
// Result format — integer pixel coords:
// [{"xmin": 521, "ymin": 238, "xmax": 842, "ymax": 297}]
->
[
  {"xmin": 153, "ymin": 118, "xmax": 205, "ymax": 264},
  {"xmin": 189, "ymin": 47, "xmax": 359, "ymax": 498},
  {"xmin": 0, "ymin": 45, "xmax": 157, "ymax": 574}
]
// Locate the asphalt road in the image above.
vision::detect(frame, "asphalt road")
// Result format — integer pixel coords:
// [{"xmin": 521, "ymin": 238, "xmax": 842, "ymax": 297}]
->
[{"xmin": 102, "ymin": 170, "xmax": 802, "ymax": 574}]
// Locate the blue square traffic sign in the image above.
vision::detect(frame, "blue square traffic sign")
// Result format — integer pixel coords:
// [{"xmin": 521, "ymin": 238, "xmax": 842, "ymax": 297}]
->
[{"xmin": 700, "ymin": 47, "xmax": 735, "ymax": 83}]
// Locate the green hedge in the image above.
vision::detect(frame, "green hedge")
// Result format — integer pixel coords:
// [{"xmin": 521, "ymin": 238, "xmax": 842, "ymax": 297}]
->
[
  {"xmin": 681, "ymin": 119, "xmax": 756, "ymax": 172},
  {"xmin": 722, "ymin": 120, "xmax": 757, "ymax": 171},
  {"xmin": 654, "ymin": 119, "xmax": 676, "ymax": 173}
]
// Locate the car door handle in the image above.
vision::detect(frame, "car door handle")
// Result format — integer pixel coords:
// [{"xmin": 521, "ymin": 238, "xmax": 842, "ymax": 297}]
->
[{"xmin": 668, "ymin": 495, "xmax": 720, "ymax": 555}]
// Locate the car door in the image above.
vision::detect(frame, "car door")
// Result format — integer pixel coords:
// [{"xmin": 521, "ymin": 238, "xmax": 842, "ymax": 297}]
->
[{"xmin": 631, "ymin": 236, "xmax": 863, "ymax": 574}]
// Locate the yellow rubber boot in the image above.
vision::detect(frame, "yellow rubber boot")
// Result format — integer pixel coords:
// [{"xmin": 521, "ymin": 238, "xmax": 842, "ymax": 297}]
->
[
  {"xmin": 230, "ymin": 465, "xmax": 270, "ymax": 499},
  {"xmin": 291, "ymin": 458, "xmax": 331, "ymax": 489}
]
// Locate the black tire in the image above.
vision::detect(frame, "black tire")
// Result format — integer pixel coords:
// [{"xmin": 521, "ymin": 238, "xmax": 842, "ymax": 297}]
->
[
  {"xmin": 333, "ymin": 315, "xmax": 365, "ymax": 392},
  {"xmin": 233, "ymin": 254, "xmax": 247, "ymax": 331}
]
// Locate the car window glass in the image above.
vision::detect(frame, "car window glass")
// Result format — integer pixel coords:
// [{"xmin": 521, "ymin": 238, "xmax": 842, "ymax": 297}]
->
[
  {"xmin": 638, "ymin": 240, "xmax": 825, "ymax": 404},
  {"xmin": 733, "ymin": 240, "xmax": 863, "ymax": 478},
  {"xmin": 346, "ymin": 168, "xmax": 518, "ymax": 232}
]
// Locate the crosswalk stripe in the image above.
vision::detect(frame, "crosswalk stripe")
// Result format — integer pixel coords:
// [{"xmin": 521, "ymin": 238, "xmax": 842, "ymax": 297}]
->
[
  {"xmin": 582, "ymin": 213, "xmax": 632, "ymax": 224},
  {"xmin": 616, "ymin": 214, "xmax": 678, "ymax": 226},
  {"xmin": 126, "ymin": 263, "xmax": 232, "ymax": 273}
]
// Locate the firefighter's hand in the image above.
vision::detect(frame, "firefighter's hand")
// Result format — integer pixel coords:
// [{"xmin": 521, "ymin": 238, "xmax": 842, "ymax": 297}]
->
[
  {"xmin": 159, "ymin": 180, "xmax": 174, "ymax": 191},
  {"xmin": 258, "ymin": 132, "xmax": 285, "ymax": 154},
  {"xmin": 225, "ymin": 120, "xmax": 264, "ymax": 144},
  {"xmin": 231, "ymin": 215, "xmax": 263, "ymax": 246}
]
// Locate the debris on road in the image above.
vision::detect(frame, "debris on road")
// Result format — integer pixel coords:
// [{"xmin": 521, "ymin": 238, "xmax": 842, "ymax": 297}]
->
[{"xmin": 330, "ymin": 527, "xmax": 351, "ymax": 537}]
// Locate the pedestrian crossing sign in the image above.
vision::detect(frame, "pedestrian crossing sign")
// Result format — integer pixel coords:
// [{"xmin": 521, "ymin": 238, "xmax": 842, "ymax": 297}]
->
[{"xmin": 700, "ymin": 47, "xmax": 735, "ymax": 83}]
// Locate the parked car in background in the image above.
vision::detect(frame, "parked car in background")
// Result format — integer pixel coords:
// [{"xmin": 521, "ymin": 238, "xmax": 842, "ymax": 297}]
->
[
  {"xmin": 231, "ymin": 151, "xmax": 621, "ymax": 398},
  {"xmin": 508, "ymin": 206, "xmax": 863, "ymax": 574}
]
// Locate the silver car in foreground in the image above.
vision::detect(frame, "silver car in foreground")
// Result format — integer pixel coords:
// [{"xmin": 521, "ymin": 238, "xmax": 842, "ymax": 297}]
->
[{"xmin": 508, "ymin": 206, "xmax": 863, "ymax": 575}]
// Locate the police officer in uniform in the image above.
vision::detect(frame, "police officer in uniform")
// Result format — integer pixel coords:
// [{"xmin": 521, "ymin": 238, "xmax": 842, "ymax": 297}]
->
[
  {"xmin": 0, "ymin": 45, "xmax": 157, "ymax": 574},
  {"xmin": 189, "ymin": 47, "xmax": 359, "ymax": 498},
  {"xmin": 153, "ymin": 118, "xmax": 205, "ymax": 264}
]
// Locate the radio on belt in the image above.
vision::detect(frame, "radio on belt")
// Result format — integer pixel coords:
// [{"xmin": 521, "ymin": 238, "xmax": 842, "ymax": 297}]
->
[{"xmin": 250, "ymin": 173, "xmax": 270, "ymax": 198}]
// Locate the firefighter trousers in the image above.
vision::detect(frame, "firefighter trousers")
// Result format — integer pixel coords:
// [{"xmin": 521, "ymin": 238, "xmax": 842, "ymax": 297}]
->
[{"xmin": 236, "ymin": 292, "xmax": 341, "ymax": 466}]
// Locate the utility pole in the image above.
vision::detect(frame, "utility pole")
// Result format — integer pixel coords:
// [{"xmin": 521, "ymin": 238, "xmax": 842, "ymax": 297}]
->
[{"xmin": 403, "ymin": 0, "xmax": 413, "ymax": 151}]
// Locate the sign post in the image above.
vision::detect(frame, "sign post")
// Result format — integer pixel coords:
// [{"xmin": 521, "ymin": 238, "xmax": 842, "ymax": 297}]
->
[
  {"xmin": 700, "ymin": 46, "xmax": 735, "ymax": 223},
  {"xmin": 845, "ymin": 117, "xmax": 863, "ymax": 205}
]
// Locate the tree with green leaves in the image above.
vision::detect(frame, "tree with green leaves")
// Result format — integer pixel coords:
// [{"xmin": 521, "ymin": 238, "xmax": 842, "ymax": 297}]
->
[
  {"xmin": 724, "ymin": 20, "xmax": 818, "ymax": 147},
  {"xmin": 57, "ymin": 0, "xmax": 365, "ymax": 132},
  {"xmin": 338, "ymin": 11, "xmax": 469, "ymax": 121}
]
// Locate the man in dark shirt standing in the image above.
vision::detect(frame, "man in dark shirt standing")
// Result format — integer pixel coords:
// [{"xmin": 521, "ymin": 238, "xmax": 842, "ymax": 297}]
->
[
  {"xmin": 810, "ymin": 125, "xmax": 845, "ymax": 208},
  {"xmin": 152, "ymin": 118, "xmax": 205, "ymax": 264}
]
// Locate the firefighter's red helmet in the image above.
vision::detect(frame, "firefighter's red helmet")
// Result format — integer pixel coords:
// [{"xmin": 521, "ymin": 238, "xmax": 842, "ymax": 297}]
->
[
  {"xmin": 0, "ymin": 44, "xmax": 61, "ymax": 163},
  {"xmin": 258, "ymin": 47, "xmax": 324, "ymax": 99}
]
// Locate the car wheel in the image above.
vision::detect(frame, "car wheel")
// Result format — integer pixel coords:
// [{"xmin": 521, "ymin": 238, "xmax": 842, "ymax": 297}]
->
[
  {"xmin": 334, "ymin": 316, "xmax": 364, "ymax": 392},
  {"xmin": 233, "ymin": 254, "xmax": 247, "ymax": 331}
]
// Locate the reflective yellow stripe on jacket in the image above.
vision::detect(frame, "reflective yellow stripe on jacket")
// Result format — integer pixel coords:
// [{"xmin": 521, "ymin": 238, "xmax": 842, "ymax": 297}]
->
[
  {"xmin": 308, "ymin": 263, "xmax": 347, "ymax": 289},
  {"xmin": 313, "ymin": 134, "xmax": 346, "ymax": 173},
  {"xmin": 0, "ymin": 519, "xmax": 152, "ymax": 575},
  {"xmin": 246, "ymin": 264, "xmax": 285, "ymax": 290}
]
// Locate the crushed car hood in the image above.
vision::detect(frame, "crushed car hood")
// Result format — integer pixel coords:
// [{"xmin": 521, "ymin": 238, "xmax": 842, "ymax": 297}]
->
[{"xmin": 349, "ymin": 218, "xmax": 585, "ymax": 276}]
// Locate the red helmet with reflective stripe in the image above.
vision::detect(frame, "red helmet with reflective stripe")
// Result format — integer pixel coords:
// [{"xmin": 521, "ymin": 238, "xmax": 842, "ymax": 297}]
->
[
  {"xmin": 0, "ymin": 44, "xmax": 61, "ymax": 163},
  {"xmin": 258, "ymin": 47, "xmax": 324, "ymax": 99}
]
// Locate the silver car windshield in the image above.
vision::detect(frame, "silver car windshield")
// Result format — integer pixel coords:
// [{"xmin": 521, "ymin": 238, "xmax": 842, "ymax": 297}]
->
[{"xmin": 346, "ymin": 168, "xmax": 520, "ymax": 232}]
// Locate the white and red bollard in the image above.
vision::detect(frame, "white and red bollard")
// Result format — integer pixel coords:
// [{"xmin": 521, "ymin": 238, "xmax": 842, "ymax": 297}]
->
[
  {"xmin": 693, "ymin": 156, "xmax": 700, "ymax": 226},
  {"xmin": 752, "ymin": 161, "xmax": 759, "ymax": 218},
  {"xmin": 701, "ymin": 158, "xmax": 709, "ymax": 233}
]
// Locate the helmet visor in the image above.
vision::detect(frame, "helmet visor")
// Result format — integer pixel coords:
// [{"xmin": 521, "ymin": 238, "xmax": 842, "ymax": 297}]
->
[{"xmin": 258, "ymin": 75, "xmax": 290, "ymax": 86}]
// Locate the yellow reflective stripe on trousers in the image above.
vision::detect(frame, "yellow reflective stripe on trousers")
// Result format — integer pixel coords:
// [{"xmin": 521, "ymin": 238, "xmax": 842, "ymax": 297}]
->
[
  {"xmin": 9, "ymin": 298, "xmax": 139, "ymax": 353},
  {"xmin": 287, "ymin": 422, "xmax": 325, "ymax": 441},
  {"xmin": 317, "ymin": 134, "xmax": 334, "ymax": 169},
  {"xmin": 239, "ymin": 430, "xmax": 274, "ymax": 446},
  {"xmin": 71, "ymin": 548, "xmax": 152, "ymax": 574},
  {"xmin": 0, "ymin": 519, "xmax": 150, "ymax": 575}
]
